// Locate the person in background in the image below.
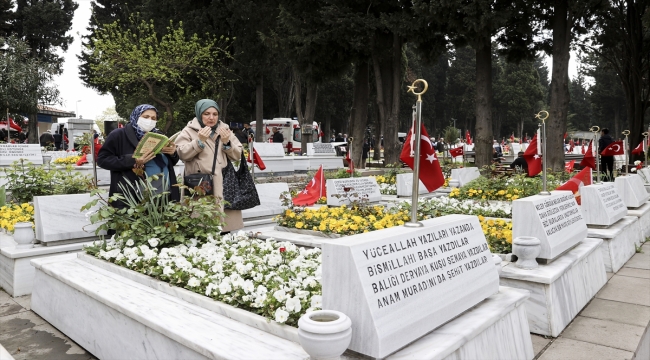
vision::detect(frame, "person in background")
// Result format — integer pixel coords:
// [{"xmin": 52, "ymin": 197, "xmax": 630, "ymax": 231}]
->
[
  {"xmin": 343, "ymin": 134, "xmax": 348, "ymax": 142},
  {"xmin": 39, "ymin": 130, "xmax": 54, "ymax": 148},
  {"xmin": 436, "ymin": 138, "xmax": 445, "ymax": 153},
  {"xmin": 233, "ymin": 127, "xmax": 247, "ymax": 144},
  {"xmin": 493, "ymin": 140, "xmax": 503, "ymax": 156},
  {"xmin": 97, "ymin": 104, "xmax": 180, "ymax": 213},
  {"xmin": 271, "ymin": 126, "xmax": 284, "ymax": 144},
  {"xmin": 53, "ymin": 131, "xmax": 62, "ymax": 150},
  {"xmin": 510, "ymin": 151, "xmax": 528, "ymax": 172},
  {"xmin": 330, "ymin": 134, "xmax": 336, "ymax": 142},
  {"xmin": 176, "ymin": 99, "xmax": 244, "ymax": 233},
  {"xmin": 335, "ymin": 133, "xmax": 344, "ymax": 142},
  {"xmin": 242, "ymin": 123, "xmax": 254, "ymax": 141},
  {"xmin": 599, "ymin": 128, "xmax": 615, "ymax": 181},
  {"xmin": 362, "ymin": 139, "xmax": 370, "ymax": 169}
]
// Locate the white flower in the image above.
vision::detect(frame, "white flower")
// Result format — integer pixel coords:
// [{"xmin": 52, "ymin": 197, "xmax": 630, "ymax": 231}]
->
[
  {"xmin": 242, "ymin": 280, "xmax": 255, "ymax": 294},
  {"xmin": 256, "ymin": 285, "xmax": 268, "ymax": 295},
  {"xmin": 273, "ymin": 289, "xmax": 287, "ymax": 302},
  {"xmin": 311, "ymin": 295, "xmax": 322, "ymax": 308},
  {"xmin": 219, "ymin": 281, "xmax": 232, "ymax": 294},
  {"xmin": 275, "ymin": 309, "xmax": 289, "ymax": 323},
  {"xmin": 125, "ymin": 239, "xmax": 134, "ymax": 247},
  {"xmin": 631, "ymin": 168, "xmax": 637, "ymax": 172},
  {"xmin": 294, "ymin": 290, "xmax": 309, "ymax": 299},
  {"xmin": 188, "ymin": 277, "xmax": 201, "ymax": 287},
  {"xmin": 163, "ymin": 266, "xmax": 174, "ymax": 276},
  {"xmin": 285, "ymin": 296, "xmax": 302, "ymax": 313},
  {"xmin": 148, "ymin": 238, "xmax": 160, "ymax": 247}
]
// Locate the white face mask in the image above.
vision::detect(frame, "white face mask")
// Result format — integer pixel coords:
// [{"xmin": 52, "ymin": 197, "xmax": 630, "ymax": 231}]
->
[{"xmin": 137, "ymin": 117, "xmax": 157, "ymax": 132}]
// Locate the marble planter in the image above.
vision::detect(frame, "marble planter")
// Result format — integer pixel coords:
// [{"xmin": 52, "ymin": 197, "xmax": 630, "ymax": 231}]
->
[
  {"xmin": 298, "ymin": 310, "xmax": 352, "ymax": 359},
  {"xmin": 274, "ymin": 225, "xmax": 341, "ymax": 239},
  {"xmin": 512, "ymin": 237, "xmax": 540, "ymax": 270},
  {"xmin": 499, "ymin": 238, "xmax": 607, "ymax": 337},
  {"xmin": 587, "ymin": 216, "xmax": 641, "ymax": 273},
  {"xmin": 12, "ymin": 222, "xmax": 34, "ymax": 249},
  {"xmin": 30, "ymin": 254, "xmax": 308, "ymax": 360}
]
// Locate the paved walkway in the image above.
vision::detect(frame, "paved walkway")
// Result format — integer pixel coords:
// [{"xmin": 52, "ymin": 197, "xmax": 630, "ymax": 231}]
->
[{"xmin": 0, "ymin": 243, "xmax": 648, "ymax": 359}]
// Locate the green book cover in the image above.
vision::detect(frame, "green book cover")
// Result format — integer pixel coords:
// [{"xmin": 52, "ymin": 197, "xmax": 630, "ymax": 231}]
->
[{"xmin": 133, "ymin": 132, "xmax": 169, "ymax": 159}]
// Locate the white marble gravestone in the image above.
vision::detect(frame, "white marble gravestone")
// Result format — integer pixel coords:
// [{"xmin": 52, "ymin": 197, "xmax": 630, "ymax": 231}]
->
[
  {"xmin": 396, "ymin": 173, "xmax": 428, "ymax": 197},
  {"xmin": 450, "ymin": 167, "xmax": 480, "ymax": 188},
  {"xmin": 326, "ymin": 177, "xmax": 381, "ymax": 206},
  {"xmin": 306, "ymin": 142, "xmax": 336, "ymax": 156},
  {"xmin": 251, "ymin": 142, "xmax": 293, "ymax": 174},
  {"xmin": 580, "ymin": 183, "xmax": 627, "ymax": 226},
  {"xmin": 615, "ymin": 174, "xmax": 650, "ymax": 208},
  {"xmin": 322, "ymin": 214, "xmax": 499, "ymax": 358},
  {"xmin": 637, "ymin": 168, "xmax": 650, "ymax": 184},
  {"xmin": 512, "ymin": 191, "xmax": 588, "ymax": 260},
  {"xmin": 34, "ymin": 194, "xmax": 104, "ymax": 244},
  {"xmin": 253, "ymin": 142, "xmax": 285, "ymax": 157},
  {"xmin": 241, "ymin": 182, "xmax": 289, "ymax": 219},
  {"xmin": 0, "ymin": 144, "xmax": 43, "ymax": 165}
]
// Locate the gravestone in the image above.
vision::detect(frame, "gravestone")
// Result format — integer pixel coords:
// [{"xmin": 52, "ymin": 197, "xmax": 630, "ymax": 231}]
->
[
  {"xmin": 450, "ymin": 167, "xmax": 480, "ymax": 188},
  {"xmin": 242, "ymin": 182, "xmax": 289, "ymax": 219},
  {"xmin": 252, "ymin": 142, "xmax": 285, "ymax": 157},
  {"xmin": 251, "ymin": 142, "xmax": 293, "ymax": 175},
  {"xmin": 396, "ymin": 173, "xmax": 428, "ymax": 197},
  {"xmin": 34, "ymin": 193, "xmax": 104, "ymax": 245},
  {"xmin": 322, "ymin": 214, "xmax": 499, "ymax": 358},
  {"xmin": 0, "ymin": 144, "xmax": 43, "ymax": 165},
  {"xmin": 307, "ymin": 142, "xmax": 336, "ymax": 156},
  {"xmin": 326, "ymin": 177, "xmax": 381, "ymax": 206},
  {"xmin": 580, "ymin": 183, "xmax": 627, "ymax": 226},
  {"xmin": 512, "ymin": 191, "xmax": 588, "ymax": 260},
  {"xmin": 614, "ymin": 174, "xmax": 650, "ymax": 208},
  {"xmin": 637, "ymin": 168, "xmax": 650, "ymax": 184}
]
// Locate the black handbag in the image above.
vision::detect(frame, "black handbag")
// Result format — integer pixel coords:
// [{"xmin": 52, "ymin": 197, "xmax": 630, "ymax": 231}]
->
[
  {"xmin": 222, "ymin": 151, "xmax": 261, "ymax": 210},
  {"xmin": 183, "ymin": 137, "xmax": 219, "ymax": 196}
]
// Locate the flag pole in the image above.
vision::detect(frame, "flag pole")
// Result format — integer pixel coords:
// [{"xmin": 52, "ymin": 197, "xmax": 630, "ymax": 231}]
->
[
  {"xmin": 643, "ymin": 131, "xmax": 649, "ymax": 168},
  {"xmin": 250, "ymin": 135, "xmax": 255, "ymax": 182},
  {"xmin": 405, "ymin": 79, "xmax": 428, "ymax": 228},
  {"xmin": 622, "ymin": 130, "xmax": 630, "ymax": 176},
  {"xmin": 535, "ymin": 110, "xmax": 550, "ymax": 195},
  {"xmin": 590, "ymin": 126, "xmax": 601, "ymax": 183}
]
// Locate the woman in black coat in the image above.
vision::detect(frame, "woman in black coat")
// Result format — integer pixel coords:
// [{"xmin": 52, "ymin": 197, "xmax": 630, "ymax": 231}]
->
[{"xmin": 97, "ymin": 104, "xmax": 180, "ymax": 209}]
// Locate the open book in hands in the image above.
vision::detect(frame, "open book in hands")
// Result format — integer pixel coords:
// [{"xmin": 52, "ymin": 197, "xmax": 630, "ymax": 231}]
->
[{"xmin": 133, "ymin": 132, "xmax": 180, "ymax": 159}]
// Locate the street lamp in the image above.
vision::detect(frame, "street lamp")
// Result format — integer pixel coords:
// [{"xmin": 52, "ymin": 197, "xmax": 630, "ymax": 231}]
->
[{"xmin": 75, "ymin": 100, "xmax": 81, "ymax": 118}]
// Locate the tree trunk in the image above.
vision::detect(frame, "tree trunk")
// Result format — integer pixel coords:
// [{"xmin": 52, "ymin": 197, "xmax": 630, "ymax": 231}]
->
[
  {"xmin": 28, "ymin": 112, "xmax": 38, "ymax": 144},
  {"xmin": 372, "ymin": 103, "xmax": 382, "ymax": 160},
  {"xmin": 142, "ymin": 79, "xmax": 175, "ymax": 133},
  {"xmin": 301, "ymin": 82, "xmax": 318, "ymax": 154},
  {"xmin": 384, "ymin": 34, "xmax": 402, "ymax": 165},
  {"xmin": 474, "ymin": 34, "xmax": 493, "ymax": 168},
  {"xmin": 350, "ymin": 61, "xmax": 369, "ymax": 169},
  {"xmin": 614, "ymin": 106, "xmax": 620, "ymax": 137},
  {"xmin": 548, "ymin": 0, "xmax": 571, "ymax": 171},
  {"xmin": 323, "ymin": 112, "xmax": 331, "ymax": 142},
  {"xmin": 255, "ymin": 75, "xmax": 264, "ymax": 142}
]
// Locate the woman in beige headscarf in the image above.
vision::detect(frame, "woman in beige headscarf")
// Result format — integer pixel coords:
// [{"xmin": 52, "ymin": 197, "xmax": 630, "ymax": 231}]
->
[{"xmin": 176, "ymin": 99, "xmax": 243, "ymax": 232}]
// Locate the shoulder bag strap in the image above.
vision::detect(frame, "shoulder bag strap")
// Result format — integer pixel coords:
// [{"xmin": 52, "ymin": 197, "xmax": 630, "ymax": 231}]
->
[{"xmin": 211, "ymin": 135, "xmax": 220, "ymax": 175}]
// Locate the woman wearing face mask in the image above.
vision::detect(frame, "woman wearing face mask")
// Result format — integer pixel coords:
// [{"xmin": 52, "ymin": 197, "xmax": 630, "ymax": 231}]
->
[
  {"xmin": 97, "ymin": 104, "xmax": 180, "ymax": 210},
  {"xmin": 176, "ymin": 99, "xmax": 243, "ymax": 233}
]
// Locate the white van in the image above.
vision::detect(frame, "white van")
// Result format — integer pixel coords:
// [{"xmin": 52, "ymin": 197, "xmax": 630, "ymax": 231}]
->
[{"xmin": 249, "ymin": 118, "xmax": 321, "ymax": 153}]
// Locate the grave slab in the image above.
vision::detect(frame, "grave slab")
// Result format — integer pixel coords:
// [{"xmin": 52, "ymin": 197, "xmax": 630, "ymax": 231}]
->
[
  {"xmin": 580, "ymin": 183, "xmax": 627, "ymax": 226},
  {"xmin": 0, "ymin": 232, "xmax": 87, "ymax": 297},
  {"xmin": 323, "ymin": 214, "xmax": 500, "ymax": 358},
  {"xmin": 307, "ymin": 142, "xmax": 336, "ymax": 156},
  {"xmin": 450, "ymin": 168, "xmax": 480, "ymax": 188},
  {"xmin": 636, "ymin": 168, "xmax": 650, "ymax": 184},
  {"xmin": 499, "ymin": 238, "xmax": 607, "ymax": 337},
  {"xmin": 615, "ymin": 174, "xmax": 650, "ymax": 208},
  {"xmin": 251, "ymin": 142, "xmax": 294, "ymax": 175},
  {"xmin": 396, "ymin": 173, "xmax": 428, "ymax": 197},
  {"xmin": 33, "ymin": 194, "xmax": 104, "ymax": 244},
  {"xmin": 587, "ymin": 216, "xmax": 641, "ymax": 273},
  {"xmin": 0, "ymin": 144, "xmax": 43, "ymax": 165},
  {"xmin": 626, "ymin": 202, "xmax": 650, "ymax": 238},
  {"xmin": 309, "ymin": 157, "xmax": 342, "ymax": 170},
  {"xmin": 241, "ymin": 183, "xmax": 288, "ymax": 219},
  {"xmin": 326, "ymin": 177, "xmax": 382, "ymax": 206},
  {"xmin": 30, "ymin": 255, "xmax": 308, "ymax": 360},
  {"xmin": 512, "ymin": 191, "xmax": 588, "ymax": 260},
  {"xmin": 385, "ymin": 287, "xmax": 533, "ymax": 360}
]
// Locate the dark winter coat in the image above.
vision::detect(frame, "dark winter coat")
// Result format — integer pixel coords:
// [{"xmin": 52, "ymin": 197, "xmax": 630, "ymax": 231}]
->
[
  {"xmin": 97, "ymin": 125, "xmax": 180, "ymax": 209},
  {"xmin": 598, "ymin": 134, "xmax": 614, "ymax": 154}
]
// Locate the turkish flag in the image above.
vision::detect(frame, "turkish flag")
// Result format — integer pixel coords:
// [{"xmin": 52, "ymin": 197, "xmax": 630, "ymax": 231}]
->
[
  {"xmin": 565, "ymin": 160, "xmax": 575, "ymax": 173},
  {"xmin": 465, "ymin": 130, "xmax": 472, "ymax": 145},
  {"xmin": 510, "ymin": 133, "xmax": 514, "ymax": 142},
  {"xmin": 247, "ymin": 148, "xmax": 266, "ymax": 170},
  {"xmin": 632, "ymin": 141, "xmax": 645, "ymax": 155},
  {"xmin": 523, "ymin": 133, "xmax": 542, "ymax": 176},
  {"xmin": 400, "ymin": 121, "xmax": 445, "ymax": 192},
  {"xmin": 293, "ymin": 165, "xmax": 326, "ymax": 206},
  {"xmin": 345, "ymin": 150, "xmax": 354, "ymax": 174},
  {"xmin": 556, "ymin": 167, "xmax": 592, "ymax": 205},
  {"xmin": 600, "ymin": 141, "xmax": 625, "ymax": 156},
  {"xmin": 580, "ymin": 140, "xmax": 596, "ymax": 170},
  {"xmin": 569, "ymin": 139, "xmax": 575, "ymax": 152},
  {"xmin": 581, "ymin": 143, "xmax": 585, "ymax": 154},
  {"xmin": 449, "ymin": 146, "xmax": 464, "ymax": 157}
]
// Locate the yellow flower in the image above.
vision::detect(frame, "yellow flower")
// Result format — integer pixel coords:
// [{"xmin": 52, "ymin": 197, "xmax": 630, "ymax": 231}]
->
[
  {"xmin": 511, "ymin": 195, "xmax": 519, "ymax": 200},
  {"xmin": 295, "ymin": 222, "xmax": 304, "ymax": 229}
]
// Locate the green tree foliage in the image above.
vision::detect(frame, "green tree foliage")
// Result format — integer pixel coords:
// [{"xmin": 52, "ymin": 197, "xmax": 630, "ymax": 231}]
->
[
  {"xmin": 581, "ymin": 54, "xmax": 627, "ymax": 135},
  {"xmin": 84, "ymin": 18, "xmax": 233, "ymax": 133},
  {"xmin": 0, "ymin": 0, "xmax": 12, "ymax": 38},
  {"xmin": 567, "ymin": 73, "xmax": 592, "ymax": 131}
]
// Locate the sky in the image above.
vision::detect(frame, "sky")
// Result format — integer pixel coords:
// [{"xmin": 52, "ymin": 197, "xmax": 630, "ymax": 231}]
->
[
  {"xmin": 52, "ymin": 1, "xmax": 579, "ymax": 121},
  {"xmin": 53, "ymin": 0, "xmax": 114, "ymax": 121}
]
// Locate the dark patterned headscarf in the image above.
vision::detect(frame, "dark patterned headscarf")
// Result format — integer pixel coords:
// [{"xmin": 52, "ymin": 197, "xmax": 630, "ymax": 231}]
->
[{"xmin": 129, "ymin": 104, "xmax": 159, "ymax": 140}]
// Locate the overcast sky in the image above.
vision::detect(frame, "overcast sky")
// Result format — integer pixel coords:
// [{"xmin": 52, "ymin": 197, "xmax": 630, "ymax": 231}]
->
[{"xmin": 52, "ymin": 1, "xmax": 579, "ymax": 121}]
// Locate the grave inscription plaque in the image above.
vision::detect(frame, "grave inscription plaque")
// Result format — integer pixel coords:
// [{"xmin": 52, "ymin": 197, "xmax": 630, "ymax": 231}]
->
[
  {"xmin": 0, "ymin": 144, "xmax": 43, "ymax": 165},
  {"xmin": 322, "ymin": 214, "xmax": 499, "ymax": 358},
  {"xmin": 326, "ymin": 177, "xmax": 381, "ymax": 206},
  {"xmin": 580, "ymin": 183, "xmax": 626, "ymax": 226},
  {"xmin": 513, "ymin": 191, "xmax": 588, "ymax": 260},
  {"xmin": 307, "ymin": 142, "xmax": 336, "ymax": 156}
]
